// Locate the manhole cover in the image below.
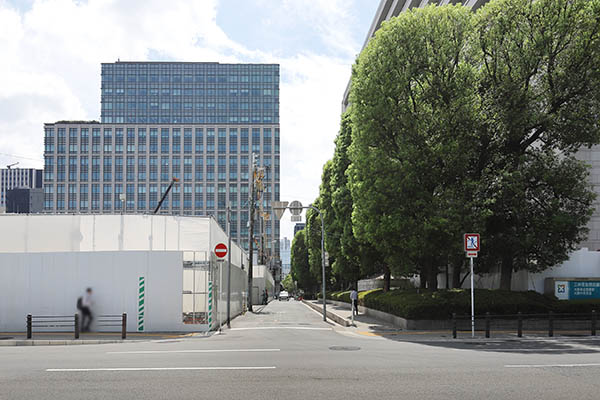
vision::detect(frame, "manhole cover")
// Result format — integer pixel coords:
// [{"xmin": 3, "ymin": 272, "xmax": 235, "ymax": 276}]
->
[{"xmin": 329, "ymin": 346, "xmax": 361, "ymax": 351}]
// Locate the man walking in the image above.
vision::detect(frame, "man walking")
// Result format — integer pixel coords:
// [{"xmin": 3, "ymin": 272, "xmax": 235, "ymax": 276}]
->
[
  {"xmin": 80, "ymin": 288, "xmax": 94, "ymax": 332},
  {"xmin": 350, "ymin": 288, "xmax": 358, "ymax": 316}
]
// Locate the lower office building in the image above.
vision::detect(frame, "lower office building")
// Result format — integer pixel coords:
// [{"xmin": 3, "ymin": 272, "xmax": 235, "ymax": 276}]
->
[
  {"xmin": 0, "ymin": 168, "xmax": 43, "ymax": 211},
  {"xmin": 42, "ymin": 122, "xmax": 280, "ymax": 253}
]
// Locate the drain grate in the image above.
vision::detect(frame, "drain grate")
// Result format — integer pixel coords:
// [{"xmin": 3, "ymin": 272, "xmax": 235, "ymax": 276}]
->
[{"xmin": 329, "ymin": 346, "xmax": 361, "ymax": 351}]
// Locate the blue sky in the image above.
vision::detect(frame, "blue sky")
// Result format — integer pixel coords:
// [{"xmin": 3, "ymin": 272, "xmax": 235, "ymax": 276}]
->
[
  {"xmin": 0, "ymin": 0, "xmax": 380, "ymax": 239},
  {"xmin": 216, "ymin": 1, "xmax": 375, "ymax": 58}
]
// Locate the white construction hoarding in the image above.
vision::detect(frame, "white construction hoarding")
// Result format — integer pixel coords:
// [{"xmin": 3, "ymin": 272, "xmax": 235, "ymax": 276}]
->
[{"xmin": 0, "ymin": 215, "xmax": 248, "ymax": 332}]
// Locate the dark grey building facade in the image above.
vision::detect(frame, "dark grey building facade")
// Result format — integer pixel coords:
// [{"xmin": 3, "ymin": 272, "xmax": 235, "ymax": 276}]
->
[
  {"xmin": 0, "ymin": 168, "xmax": 42, "ymax": 210},
  {"xmin": 6, "ymin": 187, "xmax": 43, "ymax": 213}
]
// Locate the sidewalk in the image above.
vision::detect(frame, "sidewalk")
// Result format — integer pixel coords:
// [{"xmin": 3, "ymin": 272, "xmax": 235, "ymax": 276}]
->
[
  {"xmin": 0, "ymin": 331, "xmax": 199, "ymax": 346},
  {"xmin": 308, "ymin": 300, "xmax": 600, "ymax": 342}
]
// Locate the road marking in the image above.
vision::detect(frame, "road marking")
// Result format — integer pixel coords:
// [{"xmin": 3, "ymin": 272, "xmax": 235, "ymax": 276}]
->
[
  {"xmin": 505, "ymin": 363, "xmax": 600, "ymax": 368},
  {"xmin": 46, "ymin": 366, "xmax": 277, "ymax": 372},
  {"xmin": 229, "ymin": 327, "xmax": 331, "ymax": 331},
  {"xmin": 107, "ymin": 348, "xmax": 281, "ymax": 354}
]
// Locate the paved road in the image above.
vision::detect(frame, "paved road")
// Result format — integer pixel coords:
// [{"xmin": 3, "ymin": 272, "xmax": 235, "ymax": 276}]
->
[{"xmin": 2, "ymin": 300, "xmax": 600, "ymax": 399}]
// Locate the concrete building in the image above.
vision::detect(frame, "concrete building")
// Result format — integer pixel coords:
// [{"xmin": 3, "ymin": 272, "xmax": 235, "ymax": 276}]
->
[
  {"xmin": 293, "ymin": 223, "xmax": 305, "ymax": 237},
  {"xmin": 0, "ymin": 214, "xmax": 248, "ymax": 332},
  {"xmin": 0, "ymin": 168, "xmax": 42, "ymax": 210},
  {"xmin": 6, "ymin": 187, "xmax": 43, "ymax": 213},
  {"xmin": 280, "ymin": 237, "xmax": 291, "ymax": 278},
  {"xmin": 43, "ymin": 61, "xmax": 280, "ymax": 258}
]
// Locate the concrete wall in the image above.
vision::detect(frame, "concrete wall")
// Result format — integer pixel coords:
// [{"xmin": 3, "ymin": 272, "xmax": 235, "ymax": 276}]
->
[
  {"xmin": 438, "ymin": 248, "xmax": 600, "ymax": 294},
  {"xmin": 212, "ymin": 260, "xmax": 248, "ymax": 328},
  {"xmin": 252, "ymin": 265, "xmax": 274, "ymax": 305},
  {"xmin": 0, "ymin": 251, "xmax": 183, "ymax": 332}
]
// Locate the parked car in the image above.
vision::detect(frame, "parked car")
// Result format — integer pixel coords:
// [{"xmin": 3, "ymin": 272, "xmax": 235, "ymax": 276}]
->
[{"xmin": 279, "ymin": 291, "xmax": 290, "ymax": 301}]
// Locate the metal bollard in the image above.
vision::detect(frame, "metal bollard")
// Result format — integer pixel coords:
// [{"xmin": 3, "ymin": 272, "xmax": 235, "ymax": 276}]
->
[
  {"xmin": 122, "ymin": 313, "xmax": 127, "ymax": 340},
  {"xmin": 485, "ymin": 312, "xmax": 491, "ymax": 338},
  {"xmin": 26, "ymin": 314, "xmax": 32, "ymax": 339},
  {"xmin": 549, "ymin": 311, "xmax": 554, "ymax": 337},
  {"xmin": 517, "ymin": 312, "xmax": 522, "ymax": 338},
  {"xmin": 592, "ymin": 310, "xmax": 597, "ymax": 336},
  {"xmin": 74, "ymin": 313, "xmax": 80, "ymax": 339},
  {"xmin": 452, "ymin": 313, "xmax": 457, "ymax": 339}
]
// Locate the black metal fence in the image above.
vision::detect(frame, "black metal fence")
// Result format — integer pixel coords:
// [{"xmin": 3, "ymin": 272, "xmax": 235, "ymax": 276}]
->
[
  {"xmin": 26, "ymin": 313, "xmax": 127, "ymax": 340},
  {"xmin": 451, "ymin": 311, "xmax": 597, "ymax": 338}
]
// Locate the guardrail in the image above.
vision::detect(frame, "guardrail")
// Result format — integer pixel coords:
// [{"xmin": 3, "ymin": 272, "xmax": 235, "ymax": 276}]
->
[
  {"xmin": 451, "ymin": 311, "xmax": 597, "ymax": 339},
  {"xmin": 26, "ymin": 313, "xmax": 127, "ymax": 340}
]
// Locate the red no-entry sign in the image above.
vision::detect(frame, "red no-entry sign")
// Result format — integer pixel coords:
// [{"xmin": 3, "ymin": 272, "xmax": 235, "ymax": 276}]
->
[{"xmin": 214, "ymin": 243, "xmax": 228, "ymax": 258}]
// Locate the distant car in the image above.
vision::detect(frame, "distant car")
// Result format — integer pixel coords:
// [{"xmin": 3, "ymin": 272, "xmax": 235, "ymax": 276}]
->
[{"xmin": 279, "ymin": 291, "xmax": 290, "ymax": 301}]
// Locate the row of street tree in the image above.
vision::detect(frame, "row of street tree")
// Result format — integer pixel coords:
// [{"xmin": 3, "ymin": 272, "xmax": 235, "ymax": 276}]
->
[{"xmin": 291, "ymin": 0, "xmax": 600, "ymax": 293}]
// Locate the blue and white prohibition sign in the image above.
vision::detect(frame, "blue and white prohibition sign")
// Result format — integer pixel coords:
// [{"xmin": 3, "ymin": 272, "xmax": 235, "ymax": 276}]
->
[{"xmin": 466, "ymin": 236, "xmax": 478, "ymax": 250}]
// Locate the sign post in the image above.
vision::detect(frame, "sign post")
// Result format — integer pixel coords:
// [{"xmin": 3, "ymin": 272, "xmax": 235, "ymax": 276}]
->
[
  {"xmin": 214, "ymin": 243, "xmax": 227, "ymax": 332},
  {"xmin": 464, "ymin": 233, "xmax": 480, "ymax": 338}
]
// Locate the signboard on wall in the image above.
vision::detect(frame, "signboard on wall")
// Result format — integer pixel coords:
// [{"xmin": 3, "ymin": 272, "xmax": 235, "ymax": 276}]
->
[
  {"xmin": 553, "ymin": 280, "xmax": 600, "ymax": 300},
  {"xmin": 570, "ymin": 281, "xmax": 600, "ymax": 300}
]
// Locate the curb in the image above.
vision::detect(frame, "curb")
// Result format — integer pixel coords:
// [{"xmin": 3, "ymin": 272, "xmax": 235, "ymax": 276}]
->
[
  {"xmin": 302, "ymin": 300, "xmax": 350, "ymax": 327},
  {"xmin": 0, "ymin": 339, "xmax": 128, "ymax": 346}
]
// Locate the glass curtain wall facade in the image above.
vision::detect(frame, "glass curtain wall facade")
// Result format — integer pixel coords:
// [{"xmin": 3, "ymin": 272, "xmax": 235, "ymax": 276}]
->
[
  {"xmin": 44, "ymin": 62, "xmax": 280, "ymax": 255},
  {"xmin": 100, "ymin": 62, "xmax": 279, "ymax": 125}
]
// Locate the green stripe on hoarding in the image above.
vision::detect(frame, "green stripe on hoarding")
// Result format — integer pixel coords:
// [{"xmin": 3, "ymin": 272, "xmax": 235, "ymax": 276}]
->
[
  {"xmin": 138, "ymin": 276, "xmax": 145, "ymax": 332},
  {"xmin": 208, "ymin": 281, "xmax": 213, "ymax": 330}
]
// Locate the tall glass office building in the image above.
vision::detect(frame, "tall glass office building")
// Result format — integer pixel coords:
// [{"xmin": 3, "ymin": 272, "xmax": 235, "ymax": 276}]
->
[
  {"xmin": 43, "ymin": 61, "xmax": 280, "ymax": 256},
  {"xmin": 100, "ymin": 62, "xmax": 279, "ymax": 125}
]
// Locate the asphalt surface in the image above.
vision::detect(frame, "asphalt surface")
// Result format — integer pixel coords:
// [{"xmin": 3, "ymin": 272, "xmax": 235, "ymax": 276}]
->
[{"xmin": 2, "ymin": 300, "xmax": 600, "ymax": 399}]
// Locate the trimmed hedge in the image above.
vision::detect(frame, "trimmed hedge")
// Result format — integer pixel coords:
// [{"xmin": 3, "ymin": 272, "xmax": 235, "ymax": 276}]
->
[{"xmin": 325, "ymin": 289, "xmax": 600, "ymax": 320}]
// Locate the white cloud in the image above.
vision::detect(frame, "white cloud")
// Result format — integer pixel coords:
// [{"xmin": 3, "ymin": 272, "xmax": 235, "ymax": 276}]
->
[{"xmin": 0, "ymin": 0, "xmax": 361, "ymax": 240}]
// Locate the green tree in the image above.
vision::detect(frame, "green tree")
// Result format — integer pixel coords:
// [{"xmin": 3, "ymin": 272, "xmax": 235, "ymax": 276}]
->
[
  {"xmin": 290, "ymin": 229, "xmax": 316, "ymax": 292},
  {"xmin": 281, "ymin": 274, "xmax": 295, "ymax": 293},
  {"xmin": 327, "ymin": 112, "xmax": 383, "ymax": 289},
  {"xmin": 306, "ymin": 200, "xmax": 328, "ymax": 290},
  {"xmin": 474, "ymin": 0, "xmax": 600, "ymax": 289},
  {"xmin": 348, "ymin": 0, "xmax": 600, "ymax": 291},
  {"xmin": 349, "ymin": 4, "xmax": 480, "ymax": 289}
]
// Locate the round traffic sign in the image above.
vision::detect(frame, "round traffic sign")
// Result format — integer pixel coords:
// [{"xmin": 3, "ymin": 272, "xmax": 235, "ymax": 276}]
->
[
  {"xmin": 289, "ymin": 200, "xmax": 303, "ymax": 216},
  {"xmin": 214, "ymin": 243, "xmax": 228, "ymax": 258}
]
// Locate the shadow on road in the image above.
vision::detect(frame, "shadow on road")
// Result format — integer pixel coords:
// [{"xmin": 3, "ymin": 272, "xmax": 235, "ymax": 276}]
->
[
  {"xmin": 357, "ymin": 325, "xmax": 600, "ymax": 354},
  {"xmin": 412, "ymin": 338, "xmax": 600, "ymax": 354}
]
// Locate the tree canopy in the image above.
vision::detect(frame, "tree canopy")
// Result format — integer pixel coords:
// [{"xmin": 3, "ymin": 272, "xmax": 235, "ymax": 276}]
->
[{"xmin": 291, "ymin": 0, "xmax": 600, "ymax": 292}]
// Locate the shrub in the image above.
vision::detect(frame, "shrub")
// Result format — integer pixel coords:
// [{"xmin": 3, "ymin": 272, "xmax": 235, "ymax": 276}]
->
[{"xmin": 340, "ymin": 289, "xmax": 600, "ymax": 320}]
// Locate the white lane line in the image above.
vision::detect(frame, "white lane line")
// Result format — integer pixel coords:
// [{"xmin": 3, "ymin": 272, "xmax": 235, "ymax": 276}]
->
[
  {"xmin": 107, "ymin": 348, "xmax": 281, "ymax": 354},
  {"xmin": 46, "ymin": 366, "xmax": 276, "ymax": 372},
  {"xmin": 229, "ymin": 327, "xmax": 331, "ymax": 331},
  {"xmin": 505, "ymin": 363, "xmax": 600, "ymax": 368}
]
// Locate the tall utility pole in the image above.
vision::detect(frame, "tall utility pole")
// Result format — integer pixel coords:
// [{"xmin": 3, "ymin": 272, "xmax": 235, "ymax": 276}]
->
[
  {"xmin": 226, "ymin": 204, "xmax": 231, "ymax": 328},
  {"xmin": 247, "ymin": 153, "xmax": 257, "ymax": 313}
]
